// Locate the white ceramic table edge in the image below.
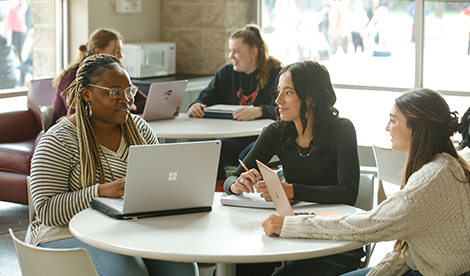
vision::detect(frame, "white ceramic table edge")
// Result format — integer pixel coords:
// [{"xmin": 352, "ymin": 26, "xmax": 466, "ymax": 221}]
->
[
  {"xmin": 147, "ymin": 113, "xmax": 275, "ymax": 139},
  {"xmin": 70, "ymin": 193, "xmax": 365, "ymax": 276}
]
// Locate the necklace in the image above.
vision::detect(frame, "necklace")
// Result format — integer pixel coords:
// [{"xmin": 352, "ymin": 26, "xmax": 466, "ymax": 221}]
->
[{"xmin": 297, "ymin": 144, "xmax": 313, "ymax": 157}]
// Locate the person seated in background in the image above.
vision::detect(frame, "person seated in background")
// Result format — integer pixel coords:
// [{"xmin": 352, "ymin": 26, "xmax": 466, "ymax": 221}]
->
[
  {"xmin": 187, "ymin": 24, "xmax": 282, "ymax": 181},
  {"xmin": 223, "ymin": 60, "xmax": 364, "ymax": 276},
  {"xmin": 30, "ymin": 54, "xmax": 198, "ymax": 276},
  {"xmin": 263, "ymin": 88, "xmax": 470, "ymax": 276},
  {"xmin": 52, "ymin": 28, "xmax": 147, "ymax": 123},
  {"xmin": 0, "ymin": 34, "xmax": 17, "ymax": 89}
]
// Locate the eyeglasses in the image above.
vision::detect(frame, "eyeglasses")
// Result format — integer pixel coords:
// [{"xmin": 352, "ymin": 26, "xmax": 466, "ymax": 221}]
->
[{"xmin": 88, "ymin": 84, "xmax": 138, "ymax": 100}]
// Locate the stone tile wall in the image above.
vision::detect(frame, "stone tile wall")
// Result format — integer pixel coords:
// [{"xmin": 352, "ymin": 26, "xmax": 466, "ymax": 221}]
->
[
  {"xmin": 32, "ymin": 0, "xmax": 56, "ymax": 78},
  {"xmin": 31, "ymin": 0, "xmax": 257, "ymax": 78},
  {"xmin": 161, "ymin": 0, "xmax": 256, "ymax": 75}
]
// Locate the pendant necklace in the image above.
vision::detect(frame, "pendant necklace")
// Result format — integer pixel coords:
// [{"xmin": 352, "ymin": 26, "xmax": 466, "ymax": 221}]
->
[{"xmin": 297, "ymin": 144, "xmax": 313, "ymax": 157}]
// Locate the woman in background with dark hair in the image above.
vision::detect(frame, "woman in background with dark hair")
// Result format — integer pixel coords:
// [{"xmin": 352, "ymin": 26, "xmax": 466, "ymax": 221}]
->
[
  {"xmin": 224, "ymin": 60, "xmax": 363, "ymax": 276},
  {"xmin": 52, "ymin": 28, "xmax": 147, "ymax": 123},
  {"xmin": 263, "ymin": 88, "xmax": 470, "ymax": 276},
  {"xmin": 188, "ymin": 24, "xmax": 282, "ymax": 181}
]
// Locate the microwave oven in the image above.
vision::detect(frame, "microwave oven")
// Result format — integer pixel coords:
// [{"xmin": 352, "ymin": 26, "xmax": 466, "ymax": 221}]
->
[{"xmin": 122, "ymin": 42, "xmax": 176, "ymax": 78}]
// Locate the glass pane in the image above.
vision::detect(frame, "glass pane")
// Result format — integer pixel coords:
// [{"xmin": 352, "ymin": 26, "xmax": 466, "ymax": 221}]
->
[
  {"xmin": 261, "ymin": 0, "xmax": 415, "ymax": 88},
  {"xmin": 0, "ymin": 0, "xmax": 33, "ymax": 89},
  {"xmin": 423, "ymin": 1, "xmax": 470, "ymax": 92}
]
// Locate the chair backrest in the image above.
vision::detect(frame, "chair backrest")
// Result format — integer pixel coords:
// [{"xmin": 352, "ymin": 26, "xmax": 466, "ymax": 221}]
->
[
  {"xmin": 27, "ymin": 78, "xmax": 56, "ymax": 127},
  {"xmin": 9, "ymin": 228, "xmax": 99, "ymax": 276},
  {"xmin": 26, "ymin": 176, "xmax": 35, "ymax": 225},
  {"xmin": 24, "ymin": 176, "xmax": 34, "ymax": 245},
  {"xmin": 39, "ymin": 105, "xmax": 54, "ymax": 132},
  {"xmin": 354, "ymin": 174, "xmax": 375, "ymax": 211},
  {"xmin": 372, "ymin": 145, "xmax": 407, "ymax": 185}
]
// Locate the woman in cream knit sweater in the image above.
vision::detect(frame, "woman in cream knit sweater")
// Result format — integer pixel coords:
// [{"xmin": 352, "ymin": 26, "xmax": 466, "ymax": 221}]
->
[{"xmin": 263, "ymin": 88, "xmax": 470, "ymax": 276}]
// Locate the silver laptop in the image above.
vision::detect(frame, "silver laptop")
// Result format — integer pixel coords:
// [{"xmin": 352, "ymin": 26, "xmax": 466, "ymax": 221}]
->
[
  {"xmin": 141, "ymin": 80, "xmax": 188, "ymax": 121},
  {"xmin": 91, "ymin": 140, "xmax": 221, "ymax": 219}
]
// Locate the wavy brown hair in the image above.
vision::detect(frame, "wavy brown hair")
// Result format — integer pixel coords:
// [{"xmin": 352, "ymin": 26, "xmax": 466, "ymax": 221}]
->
[
  {"xmin": 231, "ymin": 24, "xmax": 282, "ymax": 89},
  {"xmin": 393, "ymin": 88, "xmax": 470, "ymax": 252},
  {"xmin": 53, "ymin": 28, "xmax": 123, "ymax": 87}
]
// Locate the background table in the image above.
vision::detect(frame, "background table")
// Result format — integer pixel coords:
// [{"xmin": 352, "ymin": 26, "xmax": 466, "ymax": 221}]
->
[
  {"xmin": 70, "ymin": 193, "xmax": 365, "ymax": 276},
  {"xmin": 147, "ymin": 113, "xmax": 275, "ymax": 140}
]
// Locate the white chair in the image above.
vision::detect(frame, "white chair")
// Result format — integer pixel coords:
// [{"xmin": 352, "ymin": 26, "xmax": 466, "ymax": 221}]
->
[
  {"xmin": 372, "ymin": 145, "xmax": 408, "ymax": 204},
  {"xmin": 39, "ymin": 105, "xmax": 54, "ymax": 132},
  {"xmin": 358, "ymin": 145, "xmax": 378, "ymax": 177},
  {"xmin": 355, "ymin": 174, "xmax": 375, "ymax": 212},
  {"xmin": 24, "ymin": 176, "xmax": 34, "ymax": 244},
  {"xmin": 9, "ymin": 228, "xmax": 99, "ymax": 276},
  {"xmin": 354, "ymin": 174, "xmax": 375, "ymax": 268}
]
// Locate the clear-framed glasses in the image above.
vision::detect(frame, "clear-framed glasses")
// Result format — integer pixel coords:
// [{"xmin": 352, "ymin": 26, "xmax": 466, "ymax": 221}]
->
[{"xmin": 88, "ymin": 84, "xmax": 138, "ymax": 100}]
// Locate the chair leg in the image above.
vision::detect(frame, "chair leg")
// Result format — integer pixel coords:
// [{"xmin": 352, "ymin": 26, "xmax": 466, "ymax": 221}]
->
[
  {"xmin": 359, "ymin": 244, "xmax": 372, "ymax": 268},
  {"xmin": 377, "ymin": 180, "xmax": 387, "ymax": 205}
]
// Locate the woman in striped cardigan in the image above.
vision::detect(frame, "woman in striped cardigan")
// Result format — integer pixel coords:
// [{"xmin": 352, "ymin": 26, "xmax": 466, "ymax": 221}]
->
[{"xmin": 30, "ymin": 54, "xmax": 198, "ymax": 276}]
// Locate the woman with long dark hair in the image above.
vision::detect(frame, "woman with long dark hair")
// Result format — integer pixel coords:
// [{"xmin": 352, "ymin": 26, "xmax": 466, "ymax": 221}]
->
[{"xmin": 224, "ymin": 60, "xmax": 363, "ymax": 276}]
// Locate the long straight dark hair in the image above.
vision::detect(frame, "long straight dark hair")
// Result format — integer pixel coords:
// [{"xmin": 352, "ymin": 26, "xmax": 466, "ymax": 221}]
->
[
  {"xmin": 276, "ymin": 60, "xmax": 338, "ymax": 157},
  {"xmin": 393, "ymin": 88, "xmax": 470, "ymax": 252}
]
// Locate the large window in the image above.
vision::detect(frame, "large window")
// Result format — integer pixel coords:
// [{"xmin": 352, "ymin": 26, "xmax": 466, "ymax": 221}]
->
[
  {"xmin": 0, "ymin": 0, "xmax": 62, "ymax": 90},
  {"xmin": 261, "ymin": 0, "xmax": 470, "ymax": 94},
  {"xmin": 0, "ymin": 0, "xmax": 33, "ymax": 88}
]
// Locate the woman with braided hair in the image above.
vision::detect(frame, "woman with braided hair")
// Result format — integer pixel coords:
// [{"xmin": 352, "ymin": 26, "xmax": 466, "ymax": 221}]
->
[
  {"xmin": 52, "ymin": 28, "xmax": 147, "ymax": 124},
  {"xmin": 263, "ymin": 88, "xmax": 470, "ymax": 276},
  {"xmin": 188, "ymin": 24, "xmax": 283, "ymax": 181},
  {"xmin": 29, "ymin": 54, "xmax": 198, "ymax": 276}
]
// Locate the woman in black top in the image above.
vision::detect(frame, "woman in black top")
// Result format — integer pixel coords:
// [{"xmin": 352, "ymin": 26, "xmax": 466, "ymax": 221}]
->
[
  {"xmin": 188, "ymin": 24, "xmax": 282, "ymax": 181},
  {"xmin": 224, "ymin": 60, "xmax": 364, "ymax": 276}
]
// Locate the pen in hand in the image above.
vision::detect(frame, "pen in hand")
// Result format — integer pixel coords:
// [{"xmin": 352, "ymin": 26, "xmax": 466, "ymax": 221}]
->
[
  {"xmin": 238, "ymin": 159, "xmax": 250, "ymax": 172},
  {"xmin": 238, "ymin": 159, "xmax": 260, "ymax": 182}
]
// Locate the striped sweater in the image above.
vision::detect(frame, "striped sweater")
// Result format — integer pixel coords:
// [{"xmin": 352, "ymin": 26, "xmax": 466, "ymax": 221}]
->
[{"xmin": 29, "ymin": 115, "xmax": 158, "ymax": 245}]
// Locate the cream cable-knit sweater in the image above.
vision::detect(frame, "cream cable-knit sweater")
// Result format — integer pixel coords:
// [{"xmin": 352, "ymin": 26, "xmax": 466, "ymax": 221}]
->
[{"xmin": 281, "ymin": 153, "xmax": 470, "ymax": 276}]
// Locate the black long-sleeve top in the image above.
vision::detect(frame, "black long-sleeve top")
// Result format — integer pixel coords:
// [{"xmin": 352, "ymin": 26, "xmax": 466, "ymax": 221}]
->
[
  {"xmin": 224, "ymin": 118, "xmax": 360, "ymax": 205},
  {"xmin": 189, "ymin": 64, "xmax": 281, "ymax": 119}
]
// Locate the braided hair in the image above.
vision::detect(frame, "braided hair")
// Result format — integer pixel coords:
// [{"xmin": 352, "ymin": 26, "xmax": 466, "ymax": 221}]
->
[
  {"xmin": 61, "ymin": 54, "xmax": 145, "ymax": 188},
  {"xmin": 231, "ymin": 24, "xmax": 282, "ymax": 89}
]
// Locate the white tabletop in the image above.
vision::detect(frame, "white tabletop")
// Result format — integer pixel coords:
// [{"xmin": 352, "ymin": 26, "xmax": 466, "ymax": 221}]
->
[
  {"xmin": 70, "ymin": 193, "xmax": 364, "ymax": 275},
  {"xmin": 147, "ymin": 113, "xmax": 274, "ymax": 139}
]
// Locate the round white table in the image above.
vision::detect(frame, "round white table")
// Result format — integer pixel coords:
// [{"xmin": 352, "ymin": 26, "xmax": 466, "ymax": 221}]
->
[
  {"xmin": 69, "ymin": 193, "xmax": 365, "ymax": 276},
  {"xmin": 147, "ymin": 113, "xmax": 274, "ymax": 139}
]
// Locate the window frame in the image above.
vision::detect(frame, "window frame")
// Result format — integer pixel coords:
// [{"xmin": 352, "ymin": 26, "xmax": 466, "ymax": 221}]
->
[{"xmin": 258, "ymin": 0, "xmax": 470, "ymax": 97}]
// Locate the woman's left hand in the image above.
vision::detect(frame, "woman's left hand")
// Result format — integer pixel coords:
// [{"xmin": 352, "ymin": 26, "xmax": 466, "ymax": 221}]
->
[
  {"xmin": 255, "ymin": 180, "xmax": 294, "ymax": 201},
  {"xmin": 254, "ymin": 180, "xmax": 272, "ymax": 201},
  {"xmin": 233, "ymin": 106, "xmax": 261, "ymax": 121},
  {"xmin": 262, "ymin": 214, "xmax": 284, "ymax": 237}
]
